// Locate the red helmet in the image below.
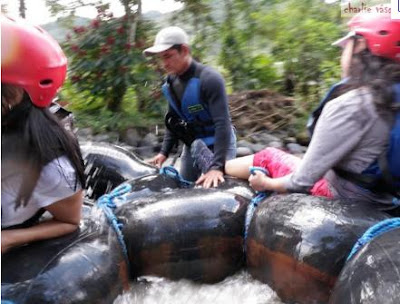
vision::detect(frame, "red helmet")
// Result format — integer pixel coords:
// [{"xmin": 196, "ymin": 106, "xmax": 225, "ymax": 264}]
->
[
  {"xmin": 333, "ymin": 5, "xmax": 400, "ymax": 63},
  {"xmin": 1, "ymin": 15, "xmax": 67, "ymax": 107}
]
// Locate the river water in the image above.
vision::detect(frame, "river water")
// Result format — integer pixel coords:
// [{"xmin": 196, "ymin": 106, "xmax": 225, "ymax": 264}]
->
[{"xmin": 114, "ymin": 271, "xmax": 283, "ymax": 304}]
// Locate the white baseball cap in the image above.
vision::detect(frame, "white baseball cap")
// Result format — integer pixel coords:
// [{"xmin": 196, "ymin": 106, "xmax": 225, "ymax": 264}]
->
[{"xmin": 143, "ymin": 26, "xmax": 189, "ymax": 55}]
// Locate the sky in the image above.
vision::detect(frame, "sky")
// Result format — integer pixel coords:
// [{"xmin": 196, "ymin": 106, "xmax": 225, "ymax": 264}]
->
[{"xmin": 1, "ymin": 0, "xmax": 183, "ymax": 25}]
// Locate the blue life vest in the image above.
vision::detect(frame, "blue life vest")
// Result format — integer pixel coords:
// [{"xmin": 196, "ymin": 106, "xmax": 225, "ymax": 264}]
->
[
  {"xmin": 162, "ymin": 69, "xmax": 215, "ymax": 146},
  {"xmin": 308, "ymin": 82, "xmax": 400, "ymax": 197},
  {"xmin": 307, "ymin": 78, "xmax": 348, "ymax": 137}
]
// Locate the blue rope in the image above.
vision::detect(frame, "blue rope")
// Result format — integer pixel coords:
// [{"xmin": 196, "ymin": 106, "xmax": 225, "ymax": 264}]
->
[
  {"xmin": 97, "ymin": 183, "xmax": 132, "ymax": 265},
  {"xmin": 1, "ymin": 300, "xmax": 15, "ymax": 304},
  {"xmin": 347, "ymin": 217, "xmax": 400, "ymax": 261},
  {"xmin": 249, "ymin": 166, "xmax": 270, "ymax": 176},
  {"xmin": 244, "ymin": 166, "xmax": 271, "ymax": 252},
  {"xmin": 160, "ymin": 166, "xmax": 194, "ymax": 188}
]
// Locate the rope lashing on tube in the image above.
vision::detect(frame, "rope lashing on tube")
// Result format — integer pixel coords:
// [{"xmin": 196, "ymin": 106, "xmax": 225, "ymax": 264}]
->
[
  {"xmin": 244, "ymin": 166, "xmax": 271, "ymax": 252},
  {"xmin": 97, "ymin": 183, "xmax": 132, "ymax": 265},
  {"xmin": 160, "ymin": 166, "xmax": 194, "ymax": 188},
  {"xmin": 347, "ymin": 217, "xmax": 400, "ymax": 261}
]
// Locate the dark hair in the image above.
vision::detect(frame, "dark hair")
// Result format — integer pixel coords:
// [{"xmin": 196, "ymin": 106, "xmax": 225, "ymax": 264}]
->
[
  {"xmin": 340, "ymin": 37, "xmax": 400, "ymax": 112},
  {"xmin": 2, "ymin": 91, "xmax": 85, "ymax": 209},
  {"xmin": 170, "ymin": 44, "xmax": 183, "ymax": 53},
  {"xmin": 170, "ymin": 44, "xmax": 191, "ymax": 54}
]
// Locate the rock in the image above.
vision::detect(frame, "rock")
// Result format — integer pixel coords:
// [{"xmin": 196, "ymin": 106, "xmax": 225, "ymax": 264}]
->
[
  {"xmin": 249, "ymin": 132, "xmax": 281, "ymax": 146},
  {"xmin": 250, "ymin": 143, "xmax": 266, "ymax": 153},
  {"xmin": 284, "ymin": 137, "xmax": 298, "ymax": 144},
  {"xmin": 286, "ymin": 143, "xmax": 306, "ymax": 155},
  {"xmin": 141, "ymin": 133, "xmax": 159, "ymax": 147},
  {"xmin": 123, "ymin": 128, "xmax": 141, "ymax": 147},
  {"xmin": 236, "ymin": 146, "xmax": 253, "ymax": 157},
  {"xmin": 76, "ymin": 127, "xmax": 93, "ymax": 138},
  {"xmin": 237, "ymin": 139, "xmax": 253, "ymax": 148},
  {"xmin": 133, "ymin": 146, "xmax": 155, "ymax": 159},
  {"xmin": 267, "ymin": 141, "xmax": 284, "ymax": 149},
  {"xmin": 93, "ymin": 132, "xmax": 119, "ymax": 143}
]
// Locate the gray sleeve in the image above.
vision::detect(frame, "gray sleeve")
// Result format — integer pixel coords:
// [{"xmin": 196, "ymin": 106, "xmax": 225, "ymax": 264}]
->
[
  {"xmin": 160, "ymin": 128, "xmax": 178, "ymax": 157},
  {"xmin": 284, "ymin": 93, "xmax": 373, "ymax": 193},
  {"xmin": 200, "ymin": 67, "xmax": 232, "ymax": 171},
  {"xmin": 160, "ymin": 106, "xmax": 179, "ymax": 157}
]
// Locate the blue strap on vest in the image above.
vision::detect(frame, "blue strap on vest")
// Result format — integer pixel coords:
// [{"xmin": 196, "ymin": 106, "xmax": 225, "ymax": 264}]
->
[
  {"xmin": 162, "ymin": 77, "xmax": 215, "ymax": 146},
  {"xmin": 307, "ymin": 78, "xmax": 348, "ymax": 137},
  {"xmin": 162, "ymin": 82, "xmax": 185, "ymax": 121}
]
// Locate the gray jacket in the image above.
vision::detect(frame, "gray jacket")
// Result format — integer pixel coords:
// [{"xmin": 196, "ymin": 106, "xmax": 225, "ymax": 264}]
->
[{"xmin": 283, "ymin": 88, "xmax": 394, "ymax": 205}]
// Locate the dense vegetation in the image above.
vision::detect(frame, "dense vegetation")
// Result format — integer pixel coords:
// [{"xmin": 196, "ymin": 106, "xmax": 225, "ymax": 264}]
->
[{"xmin": 11, "ymin": 0, "xmax": 344, "ymax": 134}]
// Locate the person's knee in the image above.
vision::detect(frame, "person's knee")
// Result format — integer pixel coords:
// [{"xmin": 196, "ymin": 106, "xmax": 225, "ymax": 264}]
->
[{"xmin": 225, "ymin": 155, "xmax": 254, "ymax": 179}]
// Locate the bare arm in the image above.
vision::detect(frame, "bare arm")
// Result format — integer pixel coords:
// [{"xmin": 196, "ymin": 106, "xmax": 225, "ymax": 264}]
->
[{"xmin": 1, "ymin": 190, "xmax": 83, "ymax": 253}]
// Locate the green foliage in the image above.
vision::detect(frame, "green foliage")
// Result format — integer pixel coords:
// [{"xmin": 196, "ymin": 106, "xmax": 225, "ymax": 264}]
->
[
  {"xmin": 63, "ymin": 4, "xmax": 164, "ymax": 116},
  {"xmin": 172, "ymin": 0, "xmax": 217, "ymax": 61},
  {"xmin": 60, "ymin": 4, "xmax": 166, "ymax": 133},
  {"xmin": 218, "ymin": 0, "xmax": 280, "ymax": 91},
  {"xmin": 45, "ymin": 0, "xmax": 100, "ymax": 16},
  {"xmin": 60, "ymin": 80, "xmax": 164, "ymax": 133},
  {"xmin": 246, "ymin": 0, "xmax": 343, "ymax": 132},
  {"xmin": 219, "ymin": 26, "xmax": 247, "ymax": 90},
  {"xmin": 245, "ymin": 54, "xmax": 279, "ymax": 90},
  {"xmin": 64, "ymin": 9, "xmax": 139, "ymax": 112},
  {"xmin": 253, "ymin": 0, "xmax": 342, "ymax": 100}
]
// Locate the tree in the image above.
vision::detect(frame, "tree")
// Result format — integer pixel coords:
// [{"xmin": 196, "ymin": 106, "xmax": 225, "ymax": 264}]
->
[
  {"xmin": 219, "ymin": 0, "xmax": 278, "ymax": 91},
  {"xmin": 64, "ymin": 4, "xmax": 158, "ymax": 114},
  {"xmin": 171, "ymin": 0, "xmax": 217, "ymax": 61},
  {"xmin": 43, "ymin": 1, "xmax": 163, "ymax": 119},
  {"xmin": 253, "ymin": 0, "xmax": 342, "ymax": 103},
  {"xmin": 45, "ymin": 0, "xmax": 101, "ymax": 16},
  {"xmin": 19, "ymin": 0, "xmax": 26, "ymax": 18}
]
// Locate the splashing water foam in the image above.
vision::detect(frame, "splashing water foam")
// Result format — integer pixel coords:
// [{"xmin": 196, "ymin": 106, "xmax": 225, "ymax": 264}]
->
[{"xmin": 114, "ymin": 271, "xmax": 282, "ymax": 304}]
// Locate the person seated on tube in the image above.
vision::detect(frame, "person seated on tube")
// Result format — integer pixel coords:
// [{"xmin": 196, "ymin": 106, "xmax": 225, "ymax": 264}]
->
[
  {"xmin": 193, "ymin": 6, "xmax": 400, "ymax": 208},
  {"xmin": 1, "ymin": 15, "xmax": 85, "ymax": 254}
]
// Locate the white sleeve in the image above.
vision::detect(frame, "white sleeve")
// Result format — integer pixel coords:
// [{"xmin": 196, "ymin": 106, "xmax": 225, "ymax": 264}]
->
[{"xmin": 32, "ymin": 156, "xmax": 81, "ymax": 208}]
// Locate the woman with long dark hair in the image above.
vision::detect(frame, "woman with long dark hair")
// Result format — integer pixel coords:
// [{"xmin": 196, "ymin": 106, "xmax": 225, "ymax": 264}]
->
[
  {"xmin": 1, "ymin": 16, "xmax": 85, "ymax": 253},
  {"xmin": 196, "ymin": 6, "xmax": 399, "ymax": 206},
  {"xmin": 223, "ymin": 6, "xmax": 400, "ymax": 204}
]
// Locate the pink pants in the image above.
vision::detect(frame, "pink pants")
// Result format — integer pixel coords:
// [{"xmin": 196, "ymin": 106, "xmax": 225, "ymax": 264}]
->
[{"xmin": 253, "ymin": 147, "xmax": 333, "ymax": 198}]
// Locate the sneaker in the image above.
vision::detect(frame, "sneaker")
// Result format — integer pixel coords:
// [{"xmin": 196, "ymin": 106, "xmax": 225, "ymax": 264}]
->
[{"xmin": 191, "ymin": 139, "xmax": 214, "ymax": 173}]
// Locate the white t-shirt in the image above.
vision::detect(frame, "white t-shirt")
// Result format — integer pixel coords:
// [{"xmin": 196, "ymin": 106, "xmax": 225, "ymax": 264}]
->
[{"xmin": 1, "ymin": 156, "xmax": 81, "ymax": 228}]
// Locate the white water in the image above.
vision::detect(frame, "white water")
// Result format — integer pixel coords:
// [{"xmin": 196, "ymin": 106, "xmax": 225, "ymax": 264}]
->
[{"xmin": 114, "ymin": 271, "xmax": 283, "ymax": 304}]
